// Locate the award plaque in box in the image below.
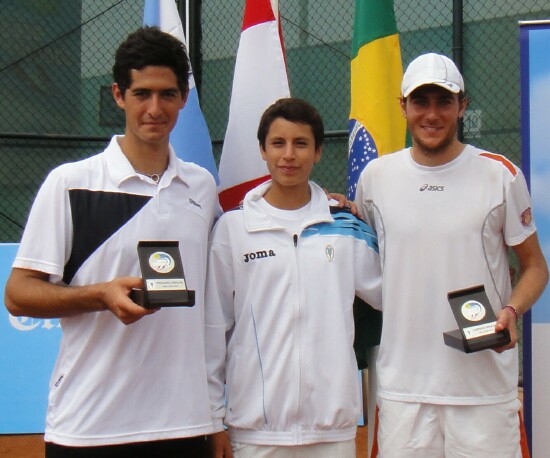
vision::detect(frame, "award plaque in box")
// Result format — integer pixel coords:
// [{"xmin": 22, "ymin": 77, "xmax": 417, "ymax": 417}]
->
[
  {"xmin": 130, "ymin": 241, "xmax": 195, "ymax": 308},
  {"xmin": 443, "ymin": 285, "xmax": 510, "ymax": 353}
]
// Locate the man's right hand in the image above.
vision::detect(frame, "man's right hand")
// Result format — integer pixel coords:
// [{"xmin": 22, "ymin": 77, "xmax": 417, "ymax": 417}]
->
[
  {"xmin": 103, "ymin": 276, "xmax": 158, "ymax": 325},
  {"xmin": 5, "ymin": 268, "xmax": 158, "ymax": 325}
]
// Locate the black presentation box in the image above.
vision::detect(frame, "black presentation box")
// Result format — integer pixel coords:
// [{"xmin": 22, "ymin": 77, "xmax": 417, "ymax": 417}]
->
[
  {"xmin": 443, "ymin": 285, "xmax": 510, "ymax": 353},
  {"xmin": 130, "ymin": 241, "xmax": 195, "ymax": 308}
]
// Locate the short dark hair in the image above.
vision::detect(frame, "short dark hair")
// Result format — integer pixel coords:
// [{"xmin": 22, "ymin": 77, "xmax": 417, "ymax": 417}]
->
[
  {"xmin": 257, "ymin": 98, "xmax": 324, "ymax": 150},
  {"xmin": 113, "ymin": 26, "xmax": 190, "ymax": 96}
]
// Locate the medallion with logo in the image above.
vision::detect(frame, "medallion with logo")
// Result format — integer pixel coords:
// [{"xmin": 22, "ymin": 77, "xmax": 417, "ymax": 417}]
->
[
  {"xmin": 461, "ymin": 300, "xmax": 486, "ymax": 322},
  {"xmin": 148, "ymin": 251, "xmax": 175, "ymax": 274}
]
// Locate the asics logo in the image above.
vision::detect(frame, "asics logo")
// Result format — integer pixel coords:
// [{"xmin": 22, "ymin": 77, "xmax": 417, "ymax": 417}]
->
[{"xmin": 420, "ymin": 184, "xmax": 444, "ymax": 192}]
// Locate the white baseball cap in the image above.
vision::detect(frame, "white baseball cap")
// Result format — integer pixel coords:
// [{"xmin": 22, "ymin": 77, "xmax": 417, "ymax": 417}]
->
[{"xmin": 401, "ymin": 53, "xmax": 464, "ymax": 97}]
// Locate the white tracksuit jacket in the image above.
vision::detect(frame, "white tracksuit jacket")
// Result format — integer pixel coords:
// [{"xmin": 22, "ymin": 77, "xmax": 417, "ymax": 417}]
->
[{"xmin": 205, "ymin": 180, "xmax": 382, "ymax": 446}]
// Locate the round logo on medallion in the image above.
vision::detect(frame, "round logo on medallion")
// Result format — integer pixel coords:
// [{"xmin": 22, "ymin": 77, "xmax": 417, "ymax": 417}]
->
[{"xmin": 148, "ymin": 252, "xmax": 175, "ymax": 274}]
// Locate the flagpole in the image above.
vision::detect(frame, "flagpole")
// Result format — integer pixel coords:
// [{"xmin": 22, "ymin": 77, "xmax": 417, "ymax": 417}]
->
[
  {"xmin": 184, "ymin": 0, "xmax": 202, "ymax": 95},
  {"xmin": 185, "ymin": 0, "xmax": 190, "ymax": 46},
  {"xmin": 452, "ymin": 0, "xmax": 464, "ymax": 140}
]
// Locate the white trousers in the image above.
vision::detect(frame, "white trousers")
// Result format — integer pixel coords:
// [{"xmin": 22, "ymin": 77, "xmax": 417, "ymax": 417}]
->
[
  {"xmin": 232, "ymin": 438, "xmax": 356, "ymax": 458},
  {"xmin": 377, "ymin": 397, "xmax": 523, "ymax": 458}
]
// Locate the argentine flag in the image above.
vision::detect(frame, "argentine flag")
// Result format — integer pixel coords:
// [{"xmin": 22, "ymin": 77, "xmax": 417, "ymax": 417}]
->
[{"xmin": 144, "ymin": 0, "xmax": 219, "ymax": 183}]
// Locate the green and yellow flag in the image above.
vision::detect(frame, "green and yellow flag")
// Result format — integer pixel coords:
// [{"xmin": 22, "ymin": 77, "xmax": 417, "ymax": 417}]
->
[{"xmin": 347, "ymin": 0, "xmax": 406, "ymax": 199}]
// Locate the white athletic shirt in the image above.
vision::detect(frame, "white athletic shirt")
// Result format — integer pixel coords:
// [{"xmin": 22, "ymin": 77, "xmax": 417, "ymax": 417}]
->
[
  {"xmin": 13, "ymin": 136, "xmax": 218, "ymax": 445},
  {"xmin": 355, "ymin": 145, "xmax": 536, "ymax": 405},
  {"xmin": 257, "ymin": 197, "xmax": 312, "ymax": 235}
]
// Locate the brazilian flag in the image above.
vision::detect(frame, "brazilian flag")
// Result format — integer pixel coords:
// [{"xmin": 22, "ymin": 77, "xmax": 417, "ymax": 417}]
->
[
  {"xmin": 347, "ymin": 0, "xmax": 406, "ymax": 200},
  {"xmin": 348, "ymin": 0, "xmax": 404, "ymax": 370}
]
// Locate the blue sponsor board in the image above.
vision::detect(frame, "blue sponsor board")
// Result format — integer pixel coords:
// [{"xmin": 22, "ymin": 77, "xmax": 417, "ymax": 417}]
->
[
  {"xmin": 0, "ymin": 243, "xmax": 61, "ymax": 433},
  {"xmin": 520, "ymin": 20, "xmax": 550, "ymax": 455},
  {"xmin": 524, "ymin": 24, "xmax": 550, "ymax": 325}
]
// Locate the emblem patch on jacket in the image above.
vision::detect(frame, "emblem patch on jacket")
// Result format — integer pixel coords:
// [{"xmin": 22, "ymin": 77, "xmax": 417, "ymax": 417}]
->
[{"xmin": 325, "ymin": 245, "xmax": 334, "ymax": 262}]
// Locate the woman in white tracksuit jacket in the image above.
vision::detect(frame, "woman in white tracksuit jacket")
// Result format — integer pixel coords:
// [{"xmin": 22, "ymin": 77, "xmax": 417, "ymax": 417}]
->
[{"xmin": 205, "ymin": 98, "xmax": 382, "ymax": 458}]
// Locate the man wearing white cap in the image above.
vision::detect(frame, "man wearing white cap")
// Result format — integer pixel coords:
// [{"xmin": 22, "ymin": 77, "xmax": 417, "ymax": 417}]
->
[{"xmin": 355, "ymin": 52, "xmax": 548, "ymax": 457}]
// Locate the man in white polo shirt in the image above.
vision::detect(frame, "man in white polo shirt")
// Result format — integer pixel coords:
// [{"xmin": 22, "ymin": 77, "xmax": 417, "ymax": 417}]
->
[
  {"xmin": 355, "ymin": 53, "xmax": 548, "ymax": 457},
  {"xmin": 4, "ymin": 27, "xmax": 218, "ymax": 457}
]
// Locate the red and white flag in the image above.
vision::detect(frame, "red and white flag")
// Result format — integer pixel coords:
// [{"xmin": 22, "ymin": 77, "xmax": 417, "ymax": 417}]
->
[{"xmin": 218, "ymin": 0, "xmax": 290, "ymax": 211}]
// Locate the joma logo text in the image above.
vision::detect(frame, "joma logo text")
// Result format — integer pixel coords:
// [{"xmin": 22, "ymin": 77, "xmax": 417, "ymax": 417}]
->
[
  {"xmin": 243, "ymin": 250, "xmax": 276, "ymax": 262},
  {"xmin": 419, "ymin": 184, "xmax": 445, "ymax": 192}
]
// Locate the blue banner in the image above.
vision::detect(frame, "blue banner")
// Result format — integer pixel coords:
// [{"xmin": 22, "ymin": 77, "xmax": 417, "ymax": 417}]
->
[
  {"xmin": 0, "ymin": 244, "xmax": 61, "ymax": 433},
  {"xmin": 522, "ymin": 23, "xmax": 550, "ymax": 325},
  {"xmin": 520, "ymin": 19, "xmax": 550, "ymax": 456}
]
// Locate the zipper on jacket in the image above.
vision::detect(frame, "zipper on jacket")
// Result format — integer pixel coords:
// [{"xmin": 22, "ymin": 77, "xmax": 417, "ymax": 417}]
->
[{"xmin": 292, "ymin": 231, "xmax": 301, "ymax": 429}]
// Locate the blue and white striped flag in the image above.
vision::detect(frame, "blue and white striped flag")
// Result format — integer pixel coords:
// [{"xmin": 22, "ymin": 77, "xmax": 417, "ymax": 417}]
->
[{"xmin": 143, "ymin": 0, "xmax": 219, "ymax": 183}]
